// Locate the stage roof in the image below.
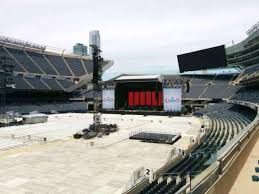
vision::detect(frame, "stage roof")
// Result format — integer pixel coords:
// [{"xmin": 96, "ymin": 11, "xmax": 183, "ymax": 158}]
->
[{"xmin": 115, "ymin": 75, "xmax": 162, "ymax": 82}]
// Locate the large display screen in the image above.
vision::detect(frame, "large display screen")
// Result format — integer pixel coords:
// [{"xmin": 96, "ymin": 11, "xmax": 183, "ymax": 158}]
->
[
  {"xmin": 163, "ymin": 88, "xmax": 181, "ymax": 112},
  {"xmin": 177, "ymin": 45, "xmax": 227, "ymax": 73},
  {"xmin": 102, "ymin": 89, "xmax": 115, "ymax": 109}
]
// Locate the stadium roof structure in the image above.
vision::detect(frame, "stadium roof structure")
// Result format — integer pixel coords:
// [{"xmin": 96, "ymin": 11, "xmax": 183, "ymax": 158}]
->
[{"xmin": 0, "ymin": 35, "xmax": 92, "ymax": 59}]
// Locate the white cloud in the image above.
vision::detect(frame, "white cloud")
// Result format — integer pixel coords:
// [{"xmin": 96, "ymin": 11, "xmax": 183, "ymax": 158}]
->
[{"xmin": 0, "ymin": 0, "xmax": 258, "ymax": 80}]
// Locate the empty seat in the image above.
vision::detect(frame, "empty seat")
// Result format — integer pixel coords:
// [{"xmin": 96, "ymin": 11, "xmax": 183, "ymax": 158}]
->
[
  {"xmin": 26, "ymin": 51, "xmax": 58, "ymax": 75},
  {"xmin": 65, "ymin": 57, "xmax": 86, "ymax": 76},
  {"xmin": 45, "ymin": 54, "xmax": 72, "ymax": 76},
  {"xmin": 6, "ymin": 47, "xmax": 42, "ymax": 74}
]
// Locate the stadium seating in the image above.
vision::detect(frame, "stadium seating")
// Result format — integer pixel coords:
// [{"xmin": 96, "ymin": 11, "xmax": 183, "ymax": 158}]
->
[
  {"xmin": 216, "ymin": 85, "xmax": 242, "ymax": 99},
  {"xmin": 82, "ymin": 59, "xmax": 93, "ymax": 73},
  {"xmin": 183, "ymin": 85, "xmax": 207, "ymax": 99},
  {"xmin": 4, "ymin": 102, "xmax": 87, "ymax": 114},
  {"xmin": 200, "ymin": 85, "xmax": 229, "ymax": 98},
  {"xmin": 41, "ymin": 77, "xmax": 63, "ymax": 90},
  {"xmin": 56, "ymin": 79, "xmax": 75, "ymax": 89},
  {"xmin": 11, "ymin": 75, "xmax": 74, "ymax": 91},
  {"xmin": 137, "ymin": 104, "xmax": 256, "ymax": 194},
  {"xmin": 24, "ymin": 76, "xmax": 49, "ymax": 90},
  {"xmin": 231, "ymin": 87, "xmax": 259, "ymax": 103},
  {"xmin": 64, "ymin": 57, "xmax": 86, "ymax": 76},
  {"xmin": 13, "ymin": 75, "xmax": 33, "ymax": 90},
  {"xmin": 45, "ymin": 54, "xmax": 72, "ymax": 76},
  {"xmin": 71, "ymin": 101, "xmax": 89, "ymax": 111},
  {"xmin": 181, "ymin": 74, "xmax": 239, "ymax": 99},
  {"xmin": 26, "ymin": 51, "xmax": 58, "ymax": 75},
  {"xmin": 0, "ymin": 46, "xmax": 25, "ymax": 72},
  {"xmin": 6, "ymin": 47, "xmax": 43, "ymax": 74}
]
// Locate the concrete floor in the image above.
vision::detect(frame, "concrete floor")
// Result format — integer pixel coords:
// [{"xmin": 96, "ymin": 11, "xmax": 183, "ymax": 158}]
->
[
  {"xmin": 0, "ymin": 113, "xmax": 202, "ymax": 194},
  {"xmin": 229, "ymin": 137, "xmax": 259, "ymax": 194},
  {"xmin": 0, "ymin": 139, "xmax": 172, "ymax": 194}
]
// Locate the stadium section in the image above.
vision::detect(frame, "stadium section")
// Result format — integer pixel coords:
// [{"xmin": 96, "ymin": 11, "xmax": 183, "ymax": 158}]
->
[{"xmin": 0, "ymin": 35, "xmax": 113, "ymax": 113}]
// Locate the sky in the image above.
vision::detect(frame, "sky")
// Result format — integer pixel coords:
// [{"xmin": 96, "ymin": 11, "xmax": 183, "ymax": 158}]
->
[{"xmin": 0, "ymin": 0, "xmax": 258, "ymax": 80}]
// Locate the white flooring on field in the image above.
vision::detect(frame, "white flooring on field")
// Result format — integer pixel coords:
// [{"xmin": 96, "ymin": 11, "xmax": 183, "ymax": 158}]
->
[{"xmin": 0, "ymin": 113, "xmax": 202, "ymax": 194}]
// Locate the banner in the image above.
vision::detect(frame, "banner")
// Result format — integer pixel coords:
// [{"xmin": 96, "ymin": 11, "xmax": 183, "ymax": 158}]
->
[
  {"xmin": 102, "ymin": 89, "xmax": 115, "ymax": 109},
  {"xmin": 163, "ymin": 88, "xmax": 181, "ymax": 111}
]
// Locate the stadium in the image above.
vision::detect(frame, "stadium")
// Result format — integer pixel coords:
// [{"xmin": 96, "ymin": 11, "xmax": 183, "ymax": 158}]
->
[{"xmin": 0, "ymin": 19, "xmax": 259, "ymax": 194}]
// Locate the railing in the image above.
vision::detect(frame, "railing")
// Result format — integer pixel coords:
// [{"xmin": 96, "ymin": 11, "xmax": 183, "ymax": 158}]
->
[
  {"xmin": 122, "ymin": 136, "xmax": 201, "ymax": 194},
  {"xmin": 0, "ymin": 34, "xmax": 91, "ymax": 58},
  {"xmin": 0, "ymin": 134, "xmax": 47, "ymax": 143},
  {"xmin": 189, "ymin": 100, "xmax": 259, "ymax": 193}
]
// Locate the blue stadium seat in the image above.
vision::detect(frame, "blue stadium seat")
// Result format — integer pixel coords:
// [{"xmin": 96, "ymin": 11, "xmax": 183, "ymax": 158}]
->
[
  {"xmin": 6, "ymin": 47, "xmax": 43, "ymax": 74},
  {"xmin": 56, "ymin": 79, "xmax": 74, "ymax": 89},
  {"xmin": 45, "ymin": 54, "xmax": 72, "ymax": 76},
  {"xmin": 24, "ymin": 77, "xmax": 49, "ymax": 90},
  {"xmin": 82, "ymin": 59, "xmax": 93, "ymax": 73},
  {"xmin": 0, "ymin": 46, "xmax": 25, "ymax": 72},
  {"xmin": 26, "ymin": 51, "xmax": 58, "ymax": 75},
  {"xmin": 41, "ymin": 77, "xmax": 63, "ymax": 90},
  {"xmin": 65, "ymin": 57, "xmax": 86, "ymax": 76}
]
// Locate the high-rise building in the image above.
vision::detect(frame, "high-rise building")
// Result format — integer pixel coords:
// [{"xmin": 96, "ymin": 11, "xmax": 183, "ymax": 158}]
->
[
  {"xmin": 73, "ymin": 43, "xmax": 88, "ymax": 56},
  {"xmin": 89, "ymin": 30, "xmax": 101, "ymax": 55}
]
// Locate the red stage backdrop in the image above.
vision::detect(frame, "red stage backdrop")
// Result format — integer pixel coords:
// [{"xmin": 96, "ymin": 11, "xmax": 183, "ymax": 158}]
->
[
  {"xmin": 128, "ymin": 91, "xmax": 162, "ymax": 107},
  {"xmin": 134, "ymin": 92, "xmax": 139, "ymax": 106},
  {"xmin": 140, "ymin": 91, "xmax": 145, "ymax": 105},
  {"xmin": 128, "ymin": 92, "xmax": 134, "ymax": 106}
]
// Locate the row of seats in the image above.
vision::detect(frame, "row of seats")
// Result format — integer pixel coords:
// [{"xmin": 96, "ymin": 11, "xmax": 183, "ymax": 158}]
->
[
  {"xmin": 0, "ymin": 46, "xmax": 93, "ymax": 77},
  {"xmin": 182, "ymin": 74, "xmax": 240, "ymax": 99},
  {"xmin": 13, "ymin": 75, "xmax": 74, "ymax": 90},
  {"xmin": 237, "ymin": 64, "xmax": 259, "ymax": 83},
  {"xmin": 4, "ymin": 102, "xmax": 88, "ymax": 114},
  {"xmin": 137, "ymin": 104, "xmax": 256, "ymax": 194},
  {"xmin": 231, "ymin": 86, "xmax": 259, "ymax": 103}
]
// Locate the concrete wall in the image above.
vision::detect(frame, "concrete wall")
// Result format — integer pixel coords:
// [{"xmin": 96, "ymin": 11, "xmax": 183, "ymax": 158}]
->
[{"xmin": 206, "ymin": 124, "xmax": 259, "ymax": 194}]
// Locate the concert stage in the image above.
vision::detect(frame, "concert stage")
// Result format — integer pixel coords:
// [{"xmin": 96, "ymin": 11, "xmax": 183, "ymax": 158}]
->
[
  {"xmin": 102, "ymin": 75, "xmax": 185, "ymax": 113},
  {"xmin": 100, "ymin": 109, "xmax": 182, "ymax": 116}
]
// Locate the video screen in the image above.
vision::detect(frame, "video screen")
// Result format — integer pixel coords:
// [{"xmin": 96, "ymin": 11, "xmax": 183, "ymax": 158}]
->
[{"xmin": 177, "ymin": 45, "xmax": 227, "ymax": 73}]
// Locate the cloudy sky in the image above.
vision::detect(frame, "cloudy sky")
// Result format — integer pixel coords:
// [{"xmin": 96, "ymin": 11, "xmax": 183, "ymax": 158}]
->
[{"xmin": 0, "ymin": 0, "xmax": 258, "ymax": 79}]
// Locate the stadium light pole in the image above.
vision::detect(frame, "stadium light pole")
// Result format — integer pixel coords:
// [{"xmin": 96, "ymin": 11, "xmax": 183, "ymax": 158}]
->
[
  {"xmin": 90, "ymin": 45, "xmax": 102, "ymax": 112},
  {"xmin": 90, "ymin": 45, "xmax": 103, "ymax": 127}
]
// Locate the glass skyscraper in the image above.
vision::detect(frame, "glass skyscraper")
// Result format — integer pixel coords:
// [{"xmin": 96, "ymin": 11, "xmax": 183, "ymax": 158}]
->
[
  {"xmin": 73, "ymin": 43, "xmax": 88, "ymax": 56},
  {"xmin": 89, "ymin": 30, "xmax": 101, "ymax": 55}
]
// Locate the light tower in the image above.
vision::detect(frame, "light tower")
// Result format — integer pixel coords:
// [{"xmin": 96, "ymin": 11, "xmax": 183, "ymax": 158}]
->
[{"xmin": 90, "ymin": 44, "xmax": 103, "ymax": 126}]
